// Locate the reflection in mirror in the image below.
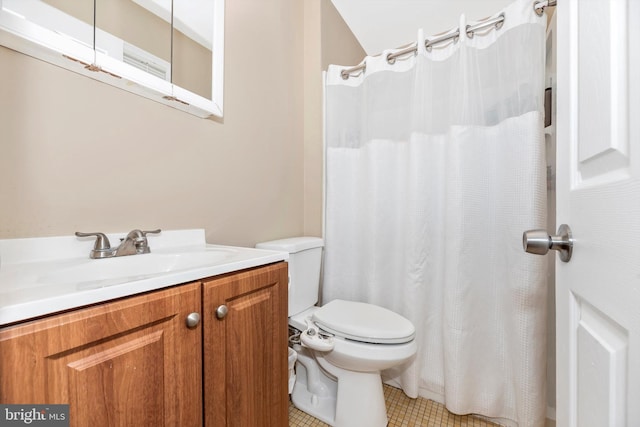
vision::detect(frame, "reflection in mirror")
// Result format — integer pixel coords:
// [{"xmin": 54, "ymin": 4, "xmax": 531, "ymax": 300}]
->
[
  {"xmin": 172, "ymin": 0, "xmax": 213, "ymax": 100},
  {"xmin": 95, "ymin": 0, "xmax": 172, "ymax": 82},
  {"xmin": 130, "ymin": 0, "xmax": 214, "ymax": 101},
  {"xmin": 173, "ymin": 0, "xmax": 224, "ymax": 117},
  {"xmin": 3, "ymin": 0, "xmax": 94, "ymax": 50}
]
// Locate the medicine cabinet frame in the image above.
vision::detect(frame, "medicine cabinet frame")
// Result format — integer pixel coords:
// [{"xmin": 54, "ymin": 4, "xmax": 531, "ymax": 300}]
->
[{"xmin": 0, "ymin": 0, "xmax": 224, "ymax": 119}]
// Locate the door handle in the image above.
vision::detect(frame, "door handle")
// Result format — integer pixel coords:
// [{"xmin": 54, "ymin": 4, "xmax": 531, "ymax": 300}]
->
[{"xmin": 523, "ymin": 224, "xmax": 573, "ymax": 262}]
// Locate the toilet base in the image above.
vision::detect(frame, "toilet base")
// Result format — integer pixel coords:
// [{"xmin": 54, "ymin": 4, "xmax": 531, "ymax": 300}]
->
[
  {"xmin": 328, "ymin": 364, "xmax": 388, "ymax": 427},
  {"xmin": 291, "ymin": 346, "xmax": 389, "ymax": 427},
  {"xmin": 291, "ymin": 351, "xmax": 337, "ymax": 425}
]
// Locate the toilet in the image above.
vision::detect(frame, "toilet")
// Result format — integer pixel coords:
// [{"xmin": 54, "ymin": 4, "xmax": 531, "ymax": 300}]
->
[{"xmin": 256, "ymin": 237, "xmax": 417, "ymax": 427}]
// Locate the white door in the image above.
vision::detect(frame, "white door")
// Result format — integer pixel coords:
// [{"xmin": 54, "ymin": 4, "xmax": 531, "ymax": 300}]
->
[{"xmin": 555, "ymin": 1, "xmax": 640, "ymax": 426}]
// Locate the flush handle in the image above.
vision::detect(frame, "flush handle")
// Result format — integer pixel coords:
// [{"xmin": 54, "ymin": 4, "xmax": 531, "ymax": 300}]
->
[
  {"xmin": 215, "ymin": 305, "xmax": 228, "ymax": 320},
  {"xmin": 523, "ymin": 224, "xmax": 573, "ymax": 262}
]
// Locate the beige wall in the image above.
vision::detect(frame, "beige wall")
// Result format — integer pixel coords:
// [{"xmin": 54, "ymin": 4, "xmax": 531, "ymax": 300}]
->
[
  {"xmin": 302, "ymin": 0, "xmax": 366, "ymax": 237},
  {"xmin": 0, "ymin": 0, "xmax": 364, "ymax": 247},
  {"xmin": 320, "ymin": 0, "xmax": 367, "ymax": 70},
  {"xmin": 0, "ymin": 0, "xmax": 310, "ymax": 247}
]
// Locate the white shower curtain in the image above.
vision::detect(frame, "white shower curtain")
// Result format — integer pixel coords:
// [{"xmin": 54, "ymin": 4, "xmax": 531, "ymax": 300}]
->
[{"xmin": 322, "ymin": 0, "xmax": 548, "ymax": 426}]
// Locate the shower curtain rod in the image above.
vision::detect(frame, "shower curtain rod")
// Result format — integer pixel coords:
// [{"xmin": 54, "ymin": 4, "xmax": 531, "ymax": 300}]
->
[{"xmin": 340, "ymin": 0, "xmax": 557, "ymax": 80}]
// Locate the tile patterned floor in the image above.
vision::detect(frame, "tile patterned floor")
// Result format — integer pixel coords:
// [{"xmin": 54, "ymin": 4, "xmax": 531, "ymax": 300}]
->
[{"xmin": 289, "ymin": 384, "xmax": 500, "ymax": 427}]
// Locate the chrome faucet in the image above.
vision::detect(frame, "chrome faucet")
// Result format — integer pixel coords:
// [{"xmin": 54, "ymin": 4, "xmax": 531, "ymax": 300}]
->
[{"xmin": 75, "ymin": 229, "xmax": 161, "ymax": 259}]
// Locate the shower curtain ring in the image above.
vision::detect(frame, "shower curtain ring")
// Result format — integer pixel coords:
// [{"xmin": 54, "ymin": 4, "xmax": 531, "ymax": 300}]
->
[{"xmin": 533, "ymin": 0, "xmax": 547, "ymax": 16}]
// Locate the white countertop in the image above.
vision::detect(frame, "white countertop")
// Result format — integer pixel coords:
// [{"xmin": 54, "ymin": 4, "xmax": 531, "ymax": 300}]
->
[{"xmin": 0, "ymin": 229, "xmax": 288, "ymax": 326}]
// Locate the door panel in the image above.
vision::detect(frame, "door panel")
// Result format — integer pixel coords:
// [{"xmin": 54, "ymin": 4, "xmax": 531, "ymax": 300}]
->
[
  {"xmin": 574, "ymin": 296, "xmax": 628, "ymax": 427},
  {"xmin": 556, "ymin": 0, "xmax": 640, "ymax": 426},
  {"xmin": 64, "ymin": 331, "xmax": 166, "ymax": 425},
  {"xmin": 0, "ymin": 283, "xmax": 202, "ymax": 427},
  {"xmin": 202, "ymin": 263, "xmax": 288, "ymax": 427},
  {"xmin": 576, "ymin": 0, "xmax": 629, "ymax": 178}
]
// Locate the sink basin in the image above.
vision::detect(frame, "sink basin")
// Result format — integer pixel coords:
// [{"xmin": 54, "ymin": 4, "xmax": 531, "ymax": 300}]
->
[
  {"xmin": 0, "ymin": 229, "xmax": 289, "ymax": 325},
  {"xmin": 38, "ymin": 247, "xmax": 239, "ymax": 289}
]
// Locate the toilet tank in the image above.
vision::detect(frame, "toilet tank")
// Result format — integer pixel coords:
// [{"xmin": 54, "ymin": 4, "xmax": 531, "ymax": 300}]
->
[{"xmin": 255, "ymin": 237, "xmax": 324, "ymax": 316}]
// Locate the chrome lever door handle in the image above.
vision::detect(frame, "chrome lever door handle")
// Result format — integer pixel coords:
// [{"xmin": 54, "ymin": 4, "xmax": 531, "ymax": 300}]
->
[{"xmin": 523, "ymin": 224, "xmax": 573, "ymax": 262}]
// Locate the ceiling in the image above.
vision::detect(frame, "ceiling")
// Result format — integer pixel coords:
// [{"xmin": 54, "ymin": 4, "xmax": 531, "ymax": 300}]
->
[{"xmin": 330, "ymin": 0, "xmax": 516, "ymax": 56}]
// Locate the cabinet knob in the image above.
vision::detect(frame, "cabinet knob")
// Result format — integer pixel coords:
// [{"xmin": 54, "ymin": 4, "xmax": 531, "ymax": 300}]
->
[
  {"xmin": 186, "ymin": 312, "xmax": 201, "ymax": 328},
  {"xmin": 215, "ymin": 305, "xmax": 228, "ymax": 320}
]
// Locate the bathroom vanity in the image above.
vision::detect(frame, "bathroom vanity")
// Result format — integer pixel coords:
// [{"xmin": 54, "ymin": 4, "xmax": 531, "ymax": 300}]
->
[{"xmin": 0, "ymin": 230, "xmax": 289, "ymax": 426}]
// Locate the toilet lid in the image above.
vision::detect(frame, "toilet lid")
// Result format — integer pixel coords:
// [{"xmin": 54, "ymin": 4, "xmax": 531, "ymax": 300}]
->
[{"xmin": 312, "ymin": 299, "xmax": 415, "ymax": 344}]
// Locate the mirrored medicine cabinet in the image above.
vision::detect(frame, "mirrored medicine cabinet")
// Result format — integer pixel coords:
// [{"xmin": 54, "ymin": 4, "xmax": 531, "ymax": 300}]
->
[{"xmin": 0, "ymin": 0, "xmax": 224, "ymax": 118}]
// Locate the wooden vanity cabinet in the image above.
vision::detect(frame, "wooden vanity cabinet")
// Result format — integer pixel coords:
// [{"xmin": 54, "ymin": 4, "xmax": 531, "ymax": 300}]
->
[
  {"xmin": 0, "ymin": 282, "xmax": 202, "ymax": 427},
  {"xmin": 203, "ymin": 262, "xmax": 289, "ymax": 427},
  {"xmin": 0, "ymin": 262, "xmax": 288, "ymax": 427}
]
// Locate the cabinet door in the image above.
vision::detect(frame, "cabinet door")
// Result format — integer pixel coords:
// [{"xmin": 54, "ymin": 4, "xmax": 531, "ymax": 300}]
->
[
  {"xmin": 203, "ymin": 262, "xmax": 288, "ymax": 427},
  {"xmin": 0, "ymin": 283, "xmax": 202, "ymax": 427}
]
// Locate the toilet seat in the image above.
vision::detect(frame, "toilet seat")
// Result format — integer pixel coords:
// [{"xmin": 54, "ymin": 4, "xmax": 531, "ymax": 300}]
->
[{"xmin": 312, "ymin": 299, "xmax": 415, "ymax": 344}]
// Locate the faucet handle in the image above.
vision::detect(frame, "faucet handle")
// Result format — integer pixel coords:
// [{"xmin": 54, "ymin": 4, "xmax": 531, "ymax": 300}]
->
[
  {"xmin": 75, "ymin": 232, "xmax": 111, "ymax": 249},
  {"xmin": 132, "ymin": 229, "xmax": 161, "ymax": 254},
  {"xmin": 75, "ymin": 232, "xmax": 112, "ymax": 259}
]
